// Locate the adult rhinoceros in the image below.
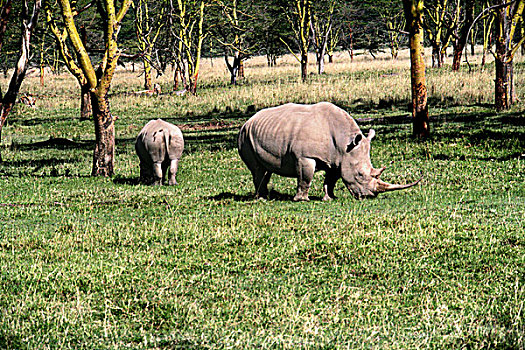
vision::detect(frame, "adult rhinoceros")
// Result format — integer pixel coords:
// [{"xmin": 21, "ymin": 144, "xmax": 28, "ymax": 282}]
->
[
  {"xmin": 237, "ymin": 102, "xmax": 420, "ymax": 201},
  {"xmin": 135, "ymin": 119, "xmax": 184, "ymax": 186}
]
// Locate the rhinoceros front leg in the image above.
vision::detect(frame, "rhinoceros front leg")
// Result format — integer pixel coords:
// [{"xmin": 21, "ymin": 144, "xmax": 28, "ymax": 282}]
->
[
  {"xmin": 167, "ymin": 158, "xmax": 179, "ymax": 185},
  {"xmin": 322, "ymin": 170, "xmax": 338, "ymax": 201},
  {"xmin": 294, "ymin": 158, "xmax": 316, "ymax": 201}
]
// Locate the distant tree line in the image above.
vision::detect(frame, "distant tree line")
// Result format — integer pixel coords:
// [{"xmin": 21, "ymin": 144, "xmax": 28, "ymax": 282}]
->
[{"xmin": 1, "ymin": 0, "xmax": 525, "ymax": 170}]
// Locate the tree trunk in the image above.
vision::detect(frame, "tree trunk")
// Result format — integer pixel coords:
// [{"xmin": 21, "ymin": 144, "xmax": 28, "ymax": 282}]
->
[
  {"xmin": 143, "ymin": 56, "xmax": 153, "ymax": 90},
  {"xmin": 390, "ymin": 42, "xmax": 399, "ymax": 59},
  {"xmin": 404, "ymin": 0, "xmax": 429, "ymax": 138},
  {"xmin": 0, "ymin": 1, "xmax": 12, "ymax": 52},
  {"xmin": 348, "ymin": 26, "xmax": 354, "ymax": 61},
  {"xmin": 452, "ymin": 0, "xmax": 474, "ymax": 71},
  {"xmin": 301, "ymin": 53, "xmax": 307, "ymax": 82},
  {"xmin": 452, "ymin": 47, "xmax": 463, "ymax": 70},
  {"xmin": 80, "ymin": 83, "xmax": 92, "ymax": 120},
  {"xmin": 482, "ymin": 33, "xmax": 491, "ymax": 67},
  {"xmin": 238, "ymin": 58, "xmax": 244, "ymax": 78},
  {"xmin": 411, "ymin": 28, "xmax": 429, "ymax": 137},
  {"xmin": 494, "ymin": 60, "xmax": 511, "ymax": 110},
  {"xmin": 492, "ymin": 0, "xmax": 525, "ymax": 110},
  {"xmin": 225, "ymin": 53, "xmax": 240, "ymax": 85},
  {"xmin": 317, "ymin": 52, "xmax": 325, "ymax": 74},
  {"xmin": 173, "ymin": 67, "xmax": 180, "ymax": 91},
  {"xmin": 431, "ymin": 43, "xmax": 441, "ymax": 68},
  {"xmin": 91, "ymin": 92, "xmax": 115, "ymax": 176},
  {"xmin": 494, "ymin": 29, "xmax": 513, "ymax": 111},
  {"xmin": 0, "ymin": 102, "xmax": 14, "ymax": 162},
  {"xmin": 230, "ymin": 69, "xmax": 237, "ymax": 85}
]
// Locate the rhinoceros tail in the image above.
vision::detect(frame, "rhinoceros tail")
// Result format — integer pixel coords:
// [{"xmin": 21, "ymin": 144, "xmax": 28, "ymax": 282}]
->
[{"xmin": 163, "ymin": 129, "xmax": 170, "ymax": 159}]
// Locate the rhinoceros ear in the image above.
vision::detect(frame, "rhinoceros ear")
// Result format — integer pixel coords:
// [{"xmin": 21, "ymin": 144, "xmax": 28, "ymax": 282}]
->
[
  {"xmin": 367, "ymin": 129, "xmax": 376, "ymax": 140},
  {"xmin": 346, "ymin": 133, "xmax": 363, "ymax": 152}
]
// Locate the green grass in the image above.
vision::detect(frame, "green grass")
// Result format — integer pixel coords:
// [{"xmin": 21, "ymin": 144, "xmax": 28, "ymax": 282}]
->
[{"xmin": 0, "ymin": 51, "xmax": 524, "ymax": 349}]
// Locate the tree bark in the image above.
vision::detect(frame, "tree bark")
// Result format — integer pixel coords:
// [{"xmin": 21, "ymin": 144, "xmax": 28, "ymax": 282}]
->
[
  {"xmin": 225, "ymin": 52, "xmax": 241, "ymax": 85},
  {"xmin": 80, "ymin": 83, "xmax": 92, "ymax": 120},
  {"xmin": 317, "ymin": 52, "xmax": 325, "ymax": 74},
  {"xmin": 143, "ymin": 55, "xmax": 153, "ymax": 90},
  {"xmin": 238, "ymin": 58, "xmax": 244, "ymax": 78},
  {"xmin": 91, "ymin": 92, "xmax": 115, "ymax": 176},
  {"xmin": 0, "ymin": 103, "xmax": 13, "ymax": 162},
  {"xmin": 494, "ymin": 26, "xmax": 512, "ymax": 110},
  {"xmin": 348, "ymin": 25, "xmax": 354, "ymax": 61},
  {"xmin": 301, "ymin": 54, "xmax": 308, "ymax": 82},
  {"xmin": 431, "ymin": 43, "xmax": 441, "ymax": 67},
  {"xmin": 173, "ymin": 67, "xmax": 180, "ymax": 91},
  {"xmin": 494, "ymin": 59, "xmax": 513, "ymax": 110},
  {"xmin": 493, "ymin": 0, "xmax": 525, "ymax": 110},
  {"xmin": 404, "ymin": 0, "xmax": 429, "ymax": 138},
  {"xmin": 452, "ymin": 0, "xmax": 474, "ymax": 71}
]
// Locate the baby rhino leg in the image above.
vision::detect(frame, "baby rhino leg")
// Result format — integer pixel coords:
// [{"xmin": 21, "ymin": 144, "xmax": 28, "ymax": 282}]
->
[
  {"xmin": 167, "ymin": 158, "xmax": 179, "ymax": 185},
  {"xmin": 152, "ymin": 162, "xmax": 163, "ymax": 186}
]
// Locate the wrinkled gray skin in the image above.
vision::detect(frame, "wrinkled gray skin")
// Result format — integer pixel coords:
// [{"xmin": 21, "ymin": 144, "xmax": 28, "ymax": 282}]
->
[
  {"xmin": 135, "ymin": 119, "xmax": 184, "ymax": 185},
  {"xmin": 238, "ymin": 102, "xmax": 419, "ymax": 201}
]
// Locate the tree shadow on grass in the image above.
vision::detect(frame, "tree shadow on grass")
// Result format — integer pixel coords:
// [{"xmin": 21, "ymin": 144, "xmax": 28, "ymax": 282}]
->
[
  {"xmin": 112, "ymin": 175, "xmax": 141, "ymax": 185},
  {"xmin": 13, "ymin": 137, "xmax": 94, "ymax": 151},
  {"xmin": 432, "ymin": 151, "xmax": 525, "ymax": 162},
  {"xmin": 1, "ymin": 157, "xmax": 80, "ymax": 168}
]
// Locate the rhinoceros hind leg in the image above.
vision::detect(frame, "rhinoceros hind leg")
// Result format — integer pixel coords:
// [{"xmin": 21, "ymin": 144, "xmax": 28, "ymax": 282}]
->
[
  {"xmin": 139, "ymin": 160, "xmax": 153, "ymax": 184},
  {"xmin": 251, "ymin": 167, "xmax": 272, "ymax": 198},
  {"xmin": 167, "ymin": 158, "xmax": 179, "ymax": 185},
  {"xmin": 152, "ymin": 162, "xmax": 163, "ymax": 186},
  {"xmin": 322, "ymin": 170, "xmax": 338, "ymax": 201},
  {"xmin": 294, "ymin": 158, "xmax": 316, "ymax": 201}
]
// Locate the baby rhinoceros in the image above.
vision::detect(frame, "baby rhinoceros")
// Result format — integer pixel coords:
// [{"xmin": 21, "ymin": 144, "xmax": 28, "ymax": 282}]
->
[
  {"xmin": 238, "ymin": 102, "xmax": 420, "ymax": 201},
  {"xmin": 135, "ymin": 119, "xmax": 184, "ymax": 185}
]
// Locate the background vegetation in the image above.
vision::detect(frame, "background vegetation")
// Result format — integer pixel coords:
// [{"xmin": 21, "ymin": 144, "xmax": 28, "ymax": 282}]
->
[{"xmin": 0, "ymin": 48, "xmax": 524, "ymax": 348}]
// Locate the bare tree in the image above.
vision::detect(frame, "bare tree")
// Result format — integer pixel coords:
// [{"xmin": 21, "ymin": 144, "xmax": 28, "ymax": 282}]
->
[
  {"xmin": 451, "ymin": 0, "xmax": 475, "ymax": 70},
  {"xmin": 310, "ymin": 0, "xmax": 336, "ymax": 74},
  {"xmin": 168, "ymin": 0, "xmax": 207, "ymax": 94},
  {"xmin": 424, "ymin": 0, "xmax": 461, "ymax": 67},
  {"xmin": 213, "ymin": 0, "xmax": 257, "ymax": 85},
  {"xmin": 0, "ymin": 0, "xmax": 42, "ymax": 162},
  {"xmin": 134, "ymin": 0, "xmax": 165, "ymax": 90},
  {"xmin": 381, "ymin": 9, "xmax": 406, "ymax": 59},
  {"xmin": 46, "ymin": 0, "xmax": 132, "ymax": 176},
  {"xmin": 281, "ymin": 0, "xmax": 311, "ymax": 82}
]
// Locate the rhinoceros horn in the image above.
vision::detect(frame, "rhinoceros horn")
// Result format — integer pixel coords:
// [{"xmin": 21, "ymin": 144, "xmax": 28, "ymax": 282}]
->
[{"xmin": 375, "ymin": 176, "xmax": 421, "ymax": 193}]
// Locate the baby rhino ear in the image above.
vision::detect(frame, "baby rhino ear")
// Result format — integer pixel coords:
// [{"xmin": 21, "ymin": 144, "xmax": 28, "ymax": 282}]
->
[
  {"xmin": 367, "ymin": 129, "xmax": 376, "ymax": 140},
  {"xmin": 346, "ymin": 133, "xmax": 363, "ymax": 152}
]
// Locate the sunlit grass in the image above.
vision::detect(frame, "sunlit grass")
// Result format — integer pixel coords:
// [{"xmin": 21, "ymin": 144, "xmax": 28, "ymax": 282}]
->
[{"xmin": 0, "ymin": 47, "xmax": 524, "ymax": 349}]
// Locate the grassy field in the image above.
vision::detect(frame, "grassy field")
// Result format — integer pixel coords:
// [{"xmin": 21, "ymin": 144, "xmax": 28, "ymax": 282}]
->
[{"xmin": 0, "ymin": 49, "xmax": 524, "ymax": 349}]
